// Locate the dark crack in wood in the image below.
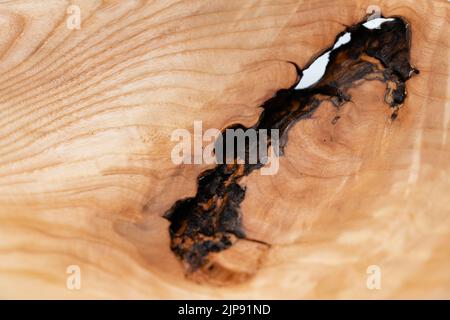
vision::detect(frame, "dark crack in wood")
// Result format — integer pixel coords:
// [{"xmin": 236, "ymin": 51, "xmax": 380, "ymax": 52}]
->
[{"xmin": 163, "ymin": 16, "xmax": 419, "ymax": 275}]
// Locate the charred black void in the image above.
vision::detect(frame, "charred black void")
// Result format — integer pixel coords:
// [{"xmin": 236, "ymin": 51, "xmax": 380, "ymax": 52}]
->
[{"xmin": 163, "ymin": 16, "xmax": 419, "ymax": 275}]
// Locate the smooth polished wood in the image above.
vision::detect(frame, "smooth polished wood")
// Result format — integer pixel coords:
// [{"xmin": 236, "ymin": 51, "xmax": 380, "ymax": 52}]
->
[{"xmin": 0, "ymin": 0, "xmax": 448, "ymax": 298}]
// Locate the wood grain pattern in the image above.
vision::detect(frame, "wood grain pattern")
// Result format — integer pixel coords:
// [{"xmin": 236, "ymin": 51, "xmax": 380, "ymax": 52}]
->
[{"xmin": 0, "ymin": 0, "xmax": 448, "ymax": 298}]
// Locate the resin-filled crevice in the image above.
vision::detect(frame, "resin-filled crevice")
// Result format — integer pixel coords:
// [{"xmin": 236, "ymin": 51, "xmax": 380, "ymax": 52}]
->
[{"xmin": 164, "ymin": 16, "xmax": 418, "ymax": 278}]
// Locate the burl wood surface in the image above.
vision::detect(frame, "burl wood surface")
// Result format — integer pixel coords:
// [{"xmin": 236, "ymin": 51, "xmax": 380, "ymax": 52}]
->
[{"xmin": 0, "ymin": 0, "xmax": 448, "ymax": 298}]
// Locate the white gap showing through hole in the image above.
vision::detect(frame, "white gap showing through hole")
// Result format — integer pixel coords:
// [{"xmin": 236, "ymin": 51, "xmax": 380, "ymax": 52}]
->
[
  {"xmin": 362, "ymin": 17, "xmax": 394, "ymax": 29},
  {"xmin": 294, "ymin": 18, "xmax": 394, "ymax": 90}
]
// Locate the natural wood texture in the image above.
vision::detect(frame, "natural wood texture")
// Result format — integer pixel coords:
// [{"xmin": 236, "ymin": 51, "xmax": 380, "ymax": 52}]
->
[{"xmin": 0, "ymin": 0, "xmax": 448, "ymax": 298}]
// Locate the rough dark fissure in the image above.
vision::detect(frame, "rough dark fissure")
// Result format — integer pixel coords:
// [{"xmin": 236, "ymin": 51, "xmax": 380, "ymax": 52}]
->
[{"xmin": 164, "ymin": 16, "xmax": 419, "ymax": 274}]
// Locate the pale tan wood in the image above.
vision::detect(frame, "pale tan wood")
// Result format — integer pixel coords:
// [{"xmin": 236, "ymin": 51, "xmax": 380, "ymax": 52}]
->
[{"xmin": 0, "ymin": 0, "xmax": 448, "ymax": 298}]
